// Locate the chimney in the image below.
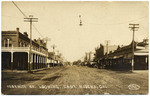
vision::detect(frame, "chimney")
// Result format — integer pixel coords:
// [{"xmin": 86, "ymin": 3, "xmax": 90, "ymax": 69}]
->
[
  {"xmin": 23, "ymin": 32, "xmax": 28, "ymax": 37},
  {"xmin": 16, "ymin": 28, "xmax": 19, "ymax": 32}
]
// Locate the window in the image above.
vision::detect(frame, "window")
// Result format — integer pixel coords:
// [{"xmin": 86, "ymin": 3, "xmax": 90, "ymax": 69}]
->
[{"xmin": 3, "ymin": 38, "xmax": 12, "ymax": 47}]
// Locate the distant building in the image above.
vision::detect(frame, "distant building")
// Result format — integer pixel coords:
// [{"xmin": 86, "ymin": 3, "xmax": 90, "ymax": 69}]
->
[
  {"xmin": 47, "ymin": 52, "xmax": 55, "ymax": 67},
  {"xmin": 47, "ymin": 52, "xmax": 64, "ymax": 67},
  {"xmin": 94, "ymin": 44, "xmax": 118, "ymax": 61},
  {"xmin": 103, "ymin": 45, "xmax": 119, "ymax": 55},
  {"xmin": 1, "ymin": 28, "xmax": 48, "ymax": 70}
]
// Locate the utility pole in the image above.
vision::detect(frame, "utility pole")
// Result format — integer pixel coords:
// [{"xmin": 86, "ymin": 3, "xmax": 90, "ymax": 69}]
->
[
  {"xmin": 89, "ymin": 51, "xmax": 92, "ymax": 62},
  {"xmin": 51, "ymin": 44, "xmax": 56, "ymax": 68},
  {"xmin": 24, "ymin": 15, "xmax": 38, "ymax": 73},
  {"xmin": 106, "ymin": 41, "xmax": 108, "ymax": 55},
  {"xmin": 129, "ymin": 24, "xmax": 139, "ymax": 72},
  {"xmin": 89, "ymin": 52, "xmax": 91, "ymax": 62},
  {"xmin": 89, "ymin": 51, "xmax": 93, "ymax": 65},
  {"xmin": 43, "ymin": 37, "xmax": 51, "ymax": 67},
  {"xmin": 105, "ymin": 40, "xmax": 110, "ymax": 55},
  {"xmin": 85, "ymin": 52, "xmax": 88, "ymax": 65},
  {"xmin": 57, "ymin": 50, "xmax": 59, "ymax": 66},
  {"xmin": 105, "ymin": 40, "xmax": 110, "ymax": 67}
]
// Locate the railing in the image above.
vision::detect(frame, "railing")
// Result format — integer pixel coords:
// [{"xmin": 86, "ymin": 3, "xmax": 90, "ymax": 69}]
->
[
  {"xmin": 2, "ymin": 47, "xmax": 29, "ymax": 50},
  {"xmin": 2, "ymin": 47, "xmax": 48, "ymax": 56}
]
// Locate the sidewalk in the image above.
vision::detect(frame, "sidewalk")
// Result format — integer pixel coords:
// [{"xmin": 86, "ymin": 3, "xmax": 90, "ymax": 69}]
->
[
  {"xmin": 2, "ymin": 69, "xmax": 28, "ymax": 73},
  {"xmin": 133, "ymin": 70, "xmax": 149, "ymax": 74},
  {"xmin": 2, "ymin": 67, "xmax": 51, "ymax": 73}
]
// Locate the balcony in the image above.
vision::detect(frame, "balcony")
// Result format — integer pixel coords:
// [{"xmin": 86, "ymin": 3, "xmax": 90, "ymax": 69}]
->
[
  {"xmin": 2, "ymin": 47, "xmax": 29, "ymax": 52},
  {"xmin": 2, "ymin": 47, "xmax": 48, "ymax": 56}
]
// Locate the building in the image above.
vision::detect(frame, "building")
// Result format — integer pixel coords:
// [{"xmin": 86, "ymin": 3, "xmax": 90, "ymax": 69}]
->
[
  {"xmin": 1, "ymin": 28, "xmax": 48, "ymax": 70},
  {"xmin": 94, "ymin": 44, "xmax": 118, "ymax": 62},
  {"xmin": 47, "ymin": 52, "xmax": 64, "ymax": 67},
  {"xmin": 97, "ymin": 39, "xmax": 149, "ymax": 70},
  {"xmin": 47, "ymin": 52, "xmax": 55, "ymax": 67}
]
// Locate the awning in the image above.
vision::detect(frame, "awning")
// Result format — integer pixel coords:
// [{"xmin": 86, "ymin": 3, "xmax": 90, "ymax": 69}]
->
[
  {"xmin": 134, "ymin": 52, "xmax": 149, "ymax": 56},
  {"xmin": 136, "ymin": 46, "xmax": 146, "ymax": 50},
  {"xmin": 134, "ymin": 49, "xmax": 149, "ymax": 56},
  {"xmin": 113, "ymin": 55, "xmax": 123, "ymax": 59}
]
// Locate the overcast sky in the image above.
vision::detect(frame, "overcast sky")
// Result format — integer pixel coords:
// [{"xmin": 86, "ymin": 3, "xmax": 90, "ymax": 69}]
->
[{"xmin": 1, "ymin": 1, "xmax": 149, "ymax": 62}]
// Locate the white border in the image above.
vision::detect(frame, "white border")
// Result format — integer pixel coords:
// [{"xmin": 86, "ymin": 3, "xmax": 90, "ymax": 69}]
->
[{"xmin": 0, "ymin": 0, "xmax": 149, "ymax": 96}]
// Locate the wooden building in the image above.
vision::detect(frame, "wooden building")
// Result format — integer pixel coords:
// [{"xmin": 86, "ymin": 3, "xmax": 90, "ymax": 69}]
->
[{"xmin": 96, "ymin": 39, "xmax": 149, "ymax": 70}]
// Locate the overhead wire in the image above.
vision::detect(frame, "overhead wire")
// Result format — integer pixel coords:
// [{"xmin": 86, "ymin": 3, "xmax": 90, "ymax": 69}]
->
[
  {"xmin": 85, "ymin": 15, "xmax": 148, "ymax": 26},
  {"xmin": 32, "ymin": 25, "xmax": 44, "ymax": 38},
  {"xmin": 12, "ymin": 1, "xmax": 148, "ymax": 39},
  {"xmin": 12, "ymin": 1, "xmax": 44, "ymax": 38},
  {"xmin": 12, "ymin": 1, "xmax": 27, "ymax": 18}
]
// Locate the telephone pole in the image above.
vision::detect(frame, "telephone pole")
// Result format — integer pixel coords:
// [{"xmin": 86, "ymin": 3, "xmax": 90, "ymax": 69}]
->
[
  {"xmin": 51, "ymin": 44, "xmax": 56, "ymax": 68},
  {"xmin": 129, "ymin": 24, "xmax": 139, "ymax": 72},
  {"xmin": 24, "ymin": 15, "xmax": 38, "ymax": 73},
  {"xmin": 106, "ymin": 41, "xmax": 109, "ymax": 55},
  {"xmin": 85, "ymin": 52, "xmax": 88, "ymax": 65},
  {"xmin": 105, "ymin": 40, "xmax": 110, "ymax": 67},
  {"xmin": 105, "ymin": 40, "xmax": 110, "ymax": 55},
  {"xmin": 43, "ymin": 37, "xmax": 51, "ymax": 67},
  {"xmin": 57, "ymin": 50, "xmax": 59, "ymax": 66}
]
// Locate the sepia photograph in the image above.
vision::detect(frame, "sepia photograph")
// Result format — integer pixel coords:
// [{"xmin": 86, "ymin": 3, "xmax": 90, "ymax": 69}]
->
[{"xmin": 1, "ymin": 0, "xmax": 149, "ymax": 95}]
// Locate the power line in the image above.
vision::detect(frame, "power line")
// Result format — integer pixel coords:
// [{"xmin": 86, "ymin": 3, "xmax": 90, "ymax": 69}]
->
[
  {"xmin": 12, "ymin": 1, "xmax": 27, "ymax": 18},
  {"xmin": 85, "ymin": 16, "xmax": 147, "ymax": 26},
  {"xmin": 32, "ymin": 24, "xmax": 44, "ymax": 37},
  {"xmin": 12, "ymin": 1, "xmax": 44, "ymax": 38},
  {"xmin": 2, "ymin": 15, "xmax": 44, "ymax": 38}
]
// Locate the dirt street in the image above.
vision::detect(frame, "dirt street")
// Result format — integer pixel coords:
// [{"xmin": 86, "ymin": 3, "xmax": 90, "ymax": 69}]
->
[{"xmin": 2, "ymin": 65, "xmax": 148, "ymax": 95}]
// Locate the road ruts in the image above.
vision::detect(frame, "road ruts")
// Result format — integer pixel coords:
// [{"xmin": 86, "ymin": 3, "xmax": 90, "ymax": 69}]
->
[{"xmin": 2, "ymin": 65, "xmax": 148, "ymax": 95}]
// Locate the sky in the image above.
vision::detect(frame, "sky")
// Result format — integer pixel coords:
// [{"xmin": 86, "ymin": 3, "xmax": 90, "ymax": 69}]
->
[{"xmin": 1, "ymin": 1, "xmax": 149, "ymax": 62}]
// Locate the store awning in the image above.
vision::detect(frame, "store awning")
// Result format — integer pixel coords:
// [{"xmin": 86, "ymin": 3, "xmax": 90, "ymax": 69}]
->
[
  {"xmin": 134, "ymin": 49, "xmax": 149, "ymax": 56},
  {"xmin": 134, "ymin": 52, "xmax": 149, "ymax": 56},
  {"xmin": 113, "ymin": 55, "xmax": 123, "ymax": 59}
]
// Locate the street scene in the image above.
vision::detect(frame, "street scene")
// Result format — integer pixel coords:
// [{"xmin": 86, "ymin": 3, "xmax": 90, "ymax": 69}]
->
[{"xmin": 1, "ymin": 1, "xmax": 149, "ymax": 95}]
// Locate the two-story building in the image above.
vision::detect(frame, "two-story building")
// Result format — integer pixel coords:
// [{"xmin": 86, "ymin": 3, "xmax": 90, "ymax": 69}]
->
[{"xmin": 2, "ymin": 28, "xmax": 48, "ymax": 71}]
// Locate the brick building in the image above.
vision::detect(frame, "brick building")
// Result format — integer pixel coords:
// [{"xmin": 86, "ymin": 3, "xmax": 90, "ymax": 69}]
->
[
  {"xmin": 94, "ymin": 44, "xmax": 118, "ymax": 61},
  {"xmin": 1, "ymin": 28, "xmax": 48, "ymax": 70}
]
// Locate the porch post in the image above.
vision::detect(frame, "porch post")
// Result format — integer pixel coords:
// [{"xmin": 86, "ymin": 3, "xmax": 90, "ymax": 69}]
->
[
  {"xmin": 11, "ymin": 52, "xmax": 13, "ymax": 70},
  {"xmin": 28, "ymin": 52, "xmax": 30, "ymax": 70},
  {"xmin": 4, "ymin": 40, "xmax": 5, "ymax": 47},
  {"xmin": 31, "ymin": 53, "xmax": 32, "ymax": 70},
  {"xmin": 7, "ymin": 39, "xmax": 10, "ymax": 47},
  {"xmin": 36, "ymin": 54, "xmax": 38, "ymax": 69},
  {"xmin": 34, "ymin": 54, "xmax": 36, "ymax": 69}
]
